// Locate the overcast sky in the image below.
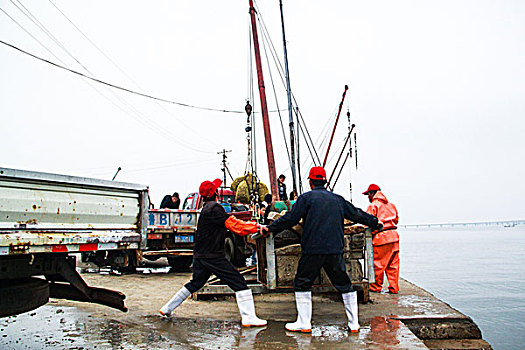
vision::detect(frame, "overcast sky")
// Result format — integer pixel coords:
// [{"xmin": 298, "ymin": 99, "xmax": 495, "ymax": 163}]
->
[{"xmin": 1, "ymin": 0, "xmax": 524, "ymax": 224}]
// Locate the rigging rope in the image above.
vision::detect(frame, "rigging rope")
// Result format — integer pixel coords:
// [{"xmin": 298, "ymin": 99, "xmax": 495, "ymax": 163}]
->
[
  {"xmin": 258, "ymin": 15, "xmax": 293, "ymax": 171},
  {"xmin": 254, "ymin": 4, "xmax": 324, "ymax": 179}
]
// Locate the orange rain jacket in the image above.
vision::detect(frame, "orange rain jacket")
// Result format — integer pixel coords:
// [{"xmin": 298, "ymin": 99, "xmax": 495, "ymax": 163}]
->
[
  {"xmin": 225, "ymin": 215, "xmax": 259, "ymax": 236},
  {"xmin": 366, "ymin": 191, "xmax": 399, "ymax": 246}
]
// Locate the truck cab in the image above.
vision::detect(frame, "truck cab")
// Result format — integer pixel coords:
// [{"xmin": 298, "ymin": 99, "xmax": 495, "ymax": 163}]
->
[
  {"xmin": 147, "ymin": 188, "xmax": 253, "ymax": 270},
  {"xmin": 182, "ymin": 188, "xmax": 247, "ymax": 212}
]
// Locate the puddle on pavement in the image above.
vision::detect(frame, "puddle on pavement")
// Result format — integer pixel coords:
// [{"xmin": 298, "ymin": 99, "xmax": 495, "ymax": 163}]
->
[{"xmin": 1, "ymin": 303, "xmax": 427, "ymax": 349}]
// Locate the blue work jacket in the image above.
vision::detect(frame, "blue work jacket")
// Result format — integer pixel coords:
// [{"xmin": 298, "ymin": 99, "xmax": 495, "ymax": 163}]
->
[{"xmin": 267, "ymin": 186, "xmax": 378, "ymax": 255}]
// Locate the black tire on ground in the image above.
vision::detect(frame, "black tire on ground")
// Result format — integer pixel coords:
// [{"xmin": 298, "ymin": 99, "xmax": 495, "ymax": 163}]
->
[
  {"xmin": 167, "ymin": 256, "xmax": 192, "ymax": 272},
  {"xmin": 0, "ymin": 278, "xmax": 49, "ymax": 317}
]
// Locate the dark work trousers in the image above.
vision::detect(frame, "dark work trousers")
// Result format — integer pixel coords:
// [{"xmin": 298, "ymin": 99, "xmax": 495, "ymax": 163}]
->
[
  {"xmin": 294, "ymin": 254, "xmax": 353, "ymax": 293},
  {"xmin": 184, "ymin": 257, "xmax": 248, "ymax": 293}
]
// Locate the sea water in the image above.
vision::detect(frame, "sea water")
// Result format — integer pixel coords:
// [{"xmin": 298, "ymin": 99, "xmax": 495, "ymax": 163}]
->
[{"xmin": 400, "ymin": 225, "xmax": 525, "ymax": 350}]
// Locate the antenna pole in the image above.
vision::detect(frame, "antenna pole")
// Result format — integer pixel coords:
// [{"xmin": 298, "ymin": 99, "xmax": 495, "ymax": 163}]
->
[
  {"xmin": 112, "ymin": 167, "xmax": 121, "ymax": 181},
  {"xmin": 218, "ymin": 149, "xmax": 232, "ymax": 187}
]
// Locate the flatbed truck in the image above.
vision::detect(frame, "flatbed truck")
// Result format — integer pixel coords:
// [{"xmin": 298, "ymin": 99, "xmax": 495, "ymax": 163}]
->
[{"xmin": 0, "ymin": 167, "xmax": 149, "ymax": 317}]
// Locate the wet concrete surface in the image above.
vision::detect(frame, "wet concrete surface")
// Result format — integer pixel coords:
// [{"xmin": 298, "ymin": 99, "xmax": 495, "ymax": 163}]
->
[
  {"xmin": 1, "ymin": 306, "xmax": 427, "ymax": 349},
  {"xmin": 0, "ymin": 261, "xmax": 480, "ymax": 349}
]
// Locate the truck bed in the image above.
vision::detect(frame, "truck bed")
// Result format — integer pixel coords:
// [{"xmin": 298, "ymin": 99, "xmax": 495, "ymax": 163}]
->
[{"xmin": 0, "ymin": 167, "xmax": 148, "ymax": 253}]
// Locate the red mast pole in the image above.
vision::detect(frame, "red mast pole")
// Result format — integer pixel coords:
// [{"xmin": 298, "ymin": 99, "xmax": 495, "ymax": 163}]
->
[
  {"xmin": 323, "ymin": 85, "xmax": 348, "ymax": 168},
  {"xmin": 248, "ymin": 0, "xmax": 279, "ymax": 200}
]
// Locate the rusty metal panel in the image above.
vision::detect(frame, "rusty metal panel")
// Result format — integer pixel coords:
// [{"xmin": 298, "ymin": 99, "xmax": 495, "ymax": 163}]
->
[
  {"xmin": 0, "ymin": 230, "xmax": 141, "ymax": 246},
  {"xmin": 0, "ymin": 167, "xmax": 148, "ymax": 254},
  {"xmin": 0, "ymin": 168, "xmax": 148, "ymax": 230}
]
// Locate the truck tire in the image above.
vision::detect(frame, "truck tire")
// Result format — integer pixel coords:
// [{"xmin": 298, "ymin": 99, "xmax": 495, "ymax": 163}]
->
[
  {"xmin": 224, "ymin": 236, "xmax": 235, "ymax": 263},
  {"xmin": 225, "ymin": 236, "xmax": 246, "ymax": 267},
  {"xmin": 0, "ymin": 278, "xmax": 49, "ymax": 317},
  {"xmin": 167, "ymin": 256, "xmax": 192, "ymax": 272},
  {"xmin": 117, "ymin": 250, "xmax": 138, "ymax": 274}
]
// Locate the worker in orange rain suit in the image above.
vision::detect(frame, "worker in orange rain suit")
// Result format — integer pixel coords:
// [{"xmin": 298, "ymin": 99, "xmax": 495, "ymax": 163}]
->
[
  {"xmin": 160, "ymin": 178, "xmax": 267, "ymax": 327},
  {"xmin": 363, "ymin": 184, "xmax": 400, "ymax": 294}
]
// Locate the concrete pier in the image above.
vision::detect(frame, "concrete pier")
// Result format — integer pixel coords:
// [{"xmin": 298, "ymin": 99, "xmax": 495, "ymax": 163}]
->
[{"xmin": 0, "ymin": 272, "xmax": 491, "ymax": 349}]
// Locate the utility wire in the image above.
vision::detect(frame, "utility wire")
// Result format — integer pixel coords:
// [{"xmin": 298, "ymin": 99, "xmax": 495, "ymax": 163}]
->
[
  {"xmin": 0, "ymin": 10, "xmax": 208, "ymax": 152},
  {"xmin": 0, "ymin": 39, "xmax": 285, "ymax": 115},
  {"xmin": 46, "ymin": 0, "xmax": 219, "ymax": 148},
  {"xmin": 0, "ymin": 8, "xmax": 65, "ymax": 65},
  {"xmin": 9, "ymin": 0, "xmax": 92, "ymax": 74},
  {"xmin": 47, "ymin": 0, "xmax": 140, "ymax": 90}
]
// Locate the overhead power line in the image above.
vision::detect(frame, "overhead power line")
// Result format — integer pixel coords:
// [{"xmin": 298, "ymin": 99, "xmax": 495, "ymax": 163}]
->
[
  {"xmin": 45, "ymin": 0, "xmax": 218, "ymax": 148},
  {"xmin": 0, "ymin": 39, "xmax": 286, "ymax": 115},
  {"xmin": 0, "ymin": 8, "xmax": 65, "ymax": 65},
  {"xmin": 0, "ymin": 6, "xmax": 210, "ymax": 152}
]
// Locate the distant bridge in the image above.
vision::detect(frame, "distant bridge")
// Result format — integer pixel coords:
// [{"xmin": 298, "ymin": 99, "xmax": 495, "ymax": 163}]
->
[{"xmin": 400, "ymin": 219, "xmax": 525, "ymax": 228}]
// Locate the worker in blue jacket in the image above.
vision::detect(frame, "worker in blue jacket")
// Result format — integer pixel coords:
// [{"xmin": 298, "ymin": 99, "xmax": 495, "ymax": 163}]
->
[{"xmin": 264, "ymin": 166, "xmax": 381, "ymax": 333}]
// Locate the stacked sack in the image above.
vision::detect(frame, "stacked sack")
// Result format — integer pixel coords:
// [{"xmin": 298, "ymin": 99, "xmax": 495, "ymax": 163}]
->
[{"xmin": 231, "ymin": 173, "xmax": 269, "ymax": 204}]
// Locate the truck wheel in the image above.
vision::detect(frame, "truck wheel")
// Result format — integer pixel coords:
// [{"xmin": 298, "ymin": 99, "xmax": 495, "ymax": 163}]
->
[
  {"xmin": 224, "ymin": 236, "xmax": 235, "ymax": 262},
  {"xmin": 117, "ymin": 251, "xmax": 138, "ymax": 274},
  {"xmin": 225, "ymin": 236, "xmax": 246, "ymax": 267},
  {"xmin": 0, "ymin": 278, "xmax": 49, "ymax": 317},
  {"xmin": 167, "ymin": 256, "xmax": 192, "ymax": 272}
]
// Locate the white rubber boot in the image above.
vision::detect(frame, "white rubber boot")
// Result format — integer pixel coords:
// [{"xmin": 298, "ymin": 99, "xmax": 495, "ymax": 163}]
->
[
  {"xmin": 159, "ymin": 286, "xmax": 191, "ymax": 317},
  {"xmin": 235, "ymin": 289, "xmax": 267, "ymax": 327},
  {"xmin": 342, "ymin": 291, "xmax": 360, "ymax": 332},
  {"xmin": 285, "ymin": 291, "xmax": 312, "ymax": 333}
]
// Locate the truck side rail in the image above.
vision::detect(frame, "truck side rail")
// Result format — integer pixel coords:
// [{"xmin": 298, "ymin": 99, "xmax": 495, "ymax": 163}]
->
[{"xmin": 0, "ymin": 167, "xmax": 149, "ymax": 250}]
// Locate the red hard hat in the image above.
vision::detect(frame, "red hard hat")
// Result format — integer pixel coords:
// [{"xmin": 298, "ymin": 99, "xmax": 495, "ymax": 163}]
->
[
  {"xmin": 363, "ymin": 184, "xmax": 380, "ymax": 195},
  {"xmin": 308, "ymin": 167, "xmax": 327, "ymax": 181},
  {"xmin": 199, "ymin": 178, "xmax": 223, "ymax": 197}
]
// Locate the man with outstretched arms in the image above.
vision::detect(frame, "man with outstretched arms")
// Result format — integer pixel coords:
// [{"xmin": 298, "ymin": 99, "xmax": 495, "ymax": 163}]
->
[
  {"xmin": 264, "ymin": 167, "xmax": 381, "ymax": 333},
  {"xmin": 160, "ymin": 178, "xmax": 267, "ymax": 327}
]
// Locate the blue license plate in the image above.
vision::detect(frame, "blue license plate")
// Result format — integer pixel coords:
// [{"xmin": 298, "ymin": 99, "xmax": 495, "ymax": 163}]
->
[{"xmin": 174, "ymin": 235, "xmax": 193, "ymax": 243}]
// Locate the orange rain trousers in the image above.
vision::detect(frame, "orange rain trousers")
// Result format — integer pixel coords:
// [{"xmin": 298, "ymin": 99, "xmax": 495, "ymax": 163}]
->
[{"xmin": 370, "ymin": 242, "xmax": 400, "ymax": 293}]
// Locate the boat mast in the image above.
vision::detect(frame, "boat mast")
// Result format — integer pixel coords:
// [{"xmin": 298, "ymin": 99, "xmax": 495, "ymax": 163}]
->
[
  {"xmin": 279, "ymin": 0, "xmax": 298, "ymax": 197},
  {"xmin": 323, "ymin": 85, "xmax": 348, "ymax": 167},
  {"xmin": 248, "ymin": 0, "xmax": 279, "ymax": 200}
]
